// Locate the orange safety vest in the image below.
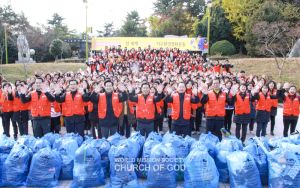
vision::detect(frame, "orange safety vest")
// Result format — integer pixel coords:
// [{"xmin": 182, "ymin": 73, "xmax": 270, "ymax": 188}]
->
[
  {"xmin": 98, "ymin": 92, "xmax": 123, "ymax": 119},
  {"xmin": 62, "ymin": 92, "xmax": 85, "ymax": 117},
  {"xmin": 213, "ymin": 65, "xmax": 221, "ymax": 73},
  {"xmin": 283, "ymin": 96, "xmax": 299, "ymax": 116},
  {"xmin": 205, "ymin": 91, "xmax": 226, "ymax": 117},
  {"xmin": 0, "ymin": 93, "xmax": 13, "ymax": 112},
  {"xmin": 13, "ymin": 93, "xmax": 30, "ymax": 112},
  {"xmin": 88, "ymin": 101, "xmax": 93, "ymax": 113},
  {"xmin": 136, "ymin": 94, "xmax": 155, "ymax": 120},
  {"xmin": 156, "ymin": 100, "xmax": 164, "ymax": 114},
  {"xmin": 198, "ymin": 92, "xmax": 203, "ymax": 108},
  {"xmin": 235, "ymin": 92, "xmax": 251, "ymax": 115},
  {"xmin": 256, "ymin": 92, "xmax": 272, "ymax": 112},
  {"xmin": 171, "ymin": 93, "xmax": 192, "ymax": 120},
  {"xmin": 31, "ymin": 91, "xmax": 51, "ymax": 117},
  {"xmin": 269, "ymin": 90, "xmax": 278, "ymax": 108},
  {"xmin": 53, "ymin": 102, "xmax": 61, "ymax": 113},
  {"xmin": 128, "ymin": 101, "xmax": 136, "ymax": 114}
]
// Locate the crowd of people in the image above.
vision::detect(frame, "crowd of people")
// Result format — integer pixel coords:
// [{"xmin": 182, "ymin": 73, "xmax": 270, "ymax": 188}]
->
[{"xmin": 0, "ymin": 46, "xmax": 299, "ymax": 144}]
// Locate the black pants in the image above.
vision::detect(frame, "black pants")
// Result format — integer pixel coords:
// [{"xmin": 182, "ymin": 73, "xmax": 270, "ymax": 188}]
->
[
  {"xmin": 171, "ymin": 123, "xmax": 191, "ymax": 137},
  {"xmin": 154, "ymin": 115, "xmax": 163, "ymax": 132},
  {"xmin": 90, "ymin": 120, "xmax": 98, "ymax": 139},
  {"xmin": 119, "ymin": 115, "xmax": 131, "ymax": 138},
  {"xmin": 64, "ymin": 116, "xmax": 85, "ymax": 138},
  {"xmin": 50, "ymin": 116, "xmax": 61, "ymax": 134},
  {"xmin": 84, "ymin": 113, "xmax": 91, "ymax": 131},
  {"xmin": 256, "ymin": 122, "xmax": 268, "ymax": 137},
  {"xmin": 32, "ymin": 118, "xmax": 51, "ymax": 138},
  {"xmin": 270, "ymin": 115, "xmax": 276, "ymax": 133},
  {"xmin": 190, "ymin": 117, "xmax": 195, "ymax": 132},
  {"xmin": 224, "ymin": 109, "xmax": 234, "ymax": 132},
  {"xmin": 195, "ymin": 107, "xmax": 203, "ymax": 131},
  {"xmin": 168, "ymin": 115, "xmax": 172, "ymax": 132},
  {"xmin": 236, "ymin": 123, "xmax": 248, "ymax": 143},
  {"xmin": 100, "ymin": 125, "xmax": 118, "ymax": 139},
  {"xmin": 206, "ymin": 119, "xmax": 224, "ymax": 141},
  {"xmin": 137, "ymin": 121, "xmax": 154, "ymax": 137},
  {"xmin": 2, "ymin": 112, "xmax": 18, "ymax": 138},
  {"xmin": 249, "ymin": 118, "xmax": 255, "ymax": 131},
  {"xmin": 283, "ymin": 118, "xmax": 298, "ymax": 137}
]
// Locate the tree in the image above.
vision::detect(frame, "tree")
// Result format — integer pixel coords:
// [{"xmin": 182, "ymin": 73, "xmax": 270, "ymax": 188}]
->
[
  {"xmin": 97, "ymin": 22, "xmax": 116, "ymax": 37},
  {"xmin": 49, "ymin": 39, "xmax": 63, "ymax": 60},
  {"xmin": 47, "ymin": 13, "xmax": 77, "ymax": 39},
  {"xmin": 193, "ymin": 0, "xmax": 236, "ymax": 46},
  {"xmin": 120, "ymin": 11, "xmax": 147, "ymax": 37},
  {"xmin": 248, "ymin": 1, "xmax": 300, "ymax": 76},
  {"xmin": 222, "ymin": 0, "xmax": 263, "ymax": 41}
]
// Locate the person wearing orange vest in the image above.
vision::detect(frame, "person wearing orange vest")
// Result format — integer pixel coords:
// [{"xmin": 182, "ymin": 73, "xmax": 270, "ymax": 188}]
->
[
  {"xmin": 268, "ymin": 81, "xmax": 279, "ymax": 136},
  {"xmin": 90, "ymin": 80, "xmax": 127, "ymax": 138},
  {"xmin": 201, "ymin": 79, "xmax": 233, "ymax": 141},
  {"xmin": 20, "ymin": 77, "xmax": 55, "ymax": 138},
  {"xmin": 88, "ymin": 82, "xmax": 102, "ymax": 139},
  {"xmin": 55, "ymin": 80, "xmax": 90, "ymax": 138},
  {"xmin": 1, "ymin": 82, "xmax": 17, "ymax": 138},
  {"xmin": 231, "ymin": 84, "xmax": 254, "ymax": 143},
  {"xmin": 251, "ymin": 85, "xmax": 277, "ymax": 137},
  {"xmin": 128, "ymin": 82, "xmax": 164, "ymax": 137},
  {"xmin": 9, "ymin": 81, "xmax": 30, "ymax": 136},
  {"xmin": 165, "ymin": 82, "xmax": 199, "ymax": 137},
  {"xmin": 278, "ymin": 85, "xmax": 300, "ymax": 137}
]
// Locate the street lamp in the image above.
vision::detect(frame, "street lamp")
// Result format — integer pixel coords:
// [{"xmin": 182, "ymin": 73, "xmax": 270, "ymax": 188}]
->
[
  {"xmin": 83, "ymin": 0, "xmax": 88, "ymax": 62},
  {"xmin": 3, "ymin": 23, "xmax": 8, "ymax": 64},
  {"xmin": 206, "ymin": 0, "xmax": 212, "ymax": 55}
]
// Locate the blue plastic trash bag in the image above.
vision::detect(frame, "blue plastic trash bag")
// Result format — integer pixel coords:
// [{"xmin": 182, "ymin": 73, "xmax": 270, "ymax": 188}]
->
[
  {"xmin": 268, "ymin": 143, "xmax": 300, "ymax": 188},
  {"xmin": 162, "ymin": 132, "xmax": 189, "ymax": 181},
  {"xmin": 191, "ymin": 141, "xmax": 207, "ymax": 151},
  {"xmin": 53, "ymin": 137, "xmax": 78, "ymax": 180},
  {"xmin": 244, "ymin": 137, "xmax": 269, "ymax": 185},
  {"xmin": 71, "ymin": 143, "xmax": 105, "ymax": 188},
  {"xmin": 18, "ymin": 135, "xmax": 37, "ymax": 151},
  {"xmin": 139, "ymin": 138, "xmax": 161, "ymax": 178},
  {"xmin": 109, "ymin": 139, "xmax": 138, "ymax": 187},
  {"xmin": 1, "ymin": 144, "xmax": 33, "ymax": 187},
  {"xmin": 227, "ymin": 151, "xmax": 262, "ymax": 188},
  {"xmin": 33, "ymin": 138, "xmax": 51, "ymax": 153},
  {"xmin": 146, "ymin": 131, "xmax": 162, "ymax": 142},
  {"xmin": 215, "ymin": 136, "xmax": 243, "ymax": 183},
  {"xmin": 86, "ymin": 138, "xmax": 111, "ymax": 178},
  {"xmin": 0, "ymin": 153, "xmax": 9, "ymax": 186},
  {"xmin": 289, "ymin": 134, "xmax": 300, "ymax": 145},
  {"xmin": 0, "ymin": 135, "xmax": 15, "ymax": 154},
  {"xmin": 184, "ymin": 146, "xmax": 219, "ymax": 188},
  {"xmin": 147, "ymin": 143, "xmax": 177, "ymax": 188},
  {"xmin": 199, "ymin": 132, "xmax": 220, "ymax": 158},
  {"xmin": 184, "ymin": 135, "xmax": 196, "ymax": 152},
  {"xmin": 43, "ymin": 133, "xmax": 60, "ymax": 147},
  {"xmin": 128, "ymin": 131, "xmax": 145, "ymax": 158},
  {"xmin": 268, "ymin": 137, "xmax": 291, "ymax": 150},
  {"xmin": 26, "ymin": 147, "xmax": 62, "ymax": 187},
  {"xmin": 107, "ymin": 132, "xmax": 125, "ymax": 146},
  {"xmin": 64, "ymin": 133, "xmax": 83, "ymax": 146}
]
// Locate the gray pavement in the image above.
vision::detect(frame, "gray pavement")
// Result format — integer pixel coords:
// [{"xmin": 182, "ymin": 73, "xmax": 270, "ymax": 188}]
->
[{"xmin": 0, "ymin": 107, "xmax": 299, "ymax": 188}]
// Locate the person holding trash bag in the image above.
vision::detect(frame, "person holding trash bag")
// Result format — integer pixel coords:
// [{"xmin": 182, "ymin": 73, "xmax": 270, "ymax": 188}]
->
[
  {"xmin": 55, "ymin": 79, "xmax": 90, "ymax": 138},
  {"xmin": 20, "ymin": 77, "xmax": 55, "ymax": 138},
  {"xmin": 90, "ymin": 80, "xmax": 127, "ymax": 138}
]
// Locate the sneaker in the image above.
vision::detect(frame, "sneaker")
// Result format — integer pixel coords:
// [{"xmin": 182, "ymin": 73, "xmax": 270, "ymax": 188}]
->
[
  {"xmin": 192, "ymin": 131, "xmax": 197, "ymax": 135},
  {"xmin": 271, "ymin": 131, "xmax": 275, "ymax": 136},
  {"xmin": 159, "ymin": 131, "xmax": 164, "ymax": 135}
]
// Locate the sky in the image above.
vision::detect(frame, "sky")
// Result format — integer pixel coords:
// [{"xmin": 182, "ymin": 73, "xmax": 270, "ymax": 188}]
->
[{"xmin": 0, "ymin": 0, "xmax": 156, "ymax": 35}]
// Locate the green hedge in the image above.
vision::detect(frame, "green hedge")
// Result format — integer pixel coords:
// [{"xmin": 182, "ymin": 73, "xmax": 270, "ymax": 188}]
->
[{"xmin": 210, "ymin": 40, "xmax": 236, "ymax": 56}]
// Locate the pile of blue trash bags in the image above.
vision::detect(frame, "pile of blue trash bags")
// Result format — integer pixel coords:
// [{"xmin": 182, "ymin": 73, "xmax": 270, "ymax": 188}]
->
[{"xmin": 0, "ymin": 131, "xmax": 300, "ymax": 187}]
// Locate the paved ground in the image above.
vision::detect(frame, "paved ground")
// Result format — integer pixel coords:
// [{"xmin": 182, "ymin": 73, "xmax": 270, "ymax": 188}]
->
[{"xmin": 1, "ymin": 107, "xmax": 299, "ymax": 188}]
